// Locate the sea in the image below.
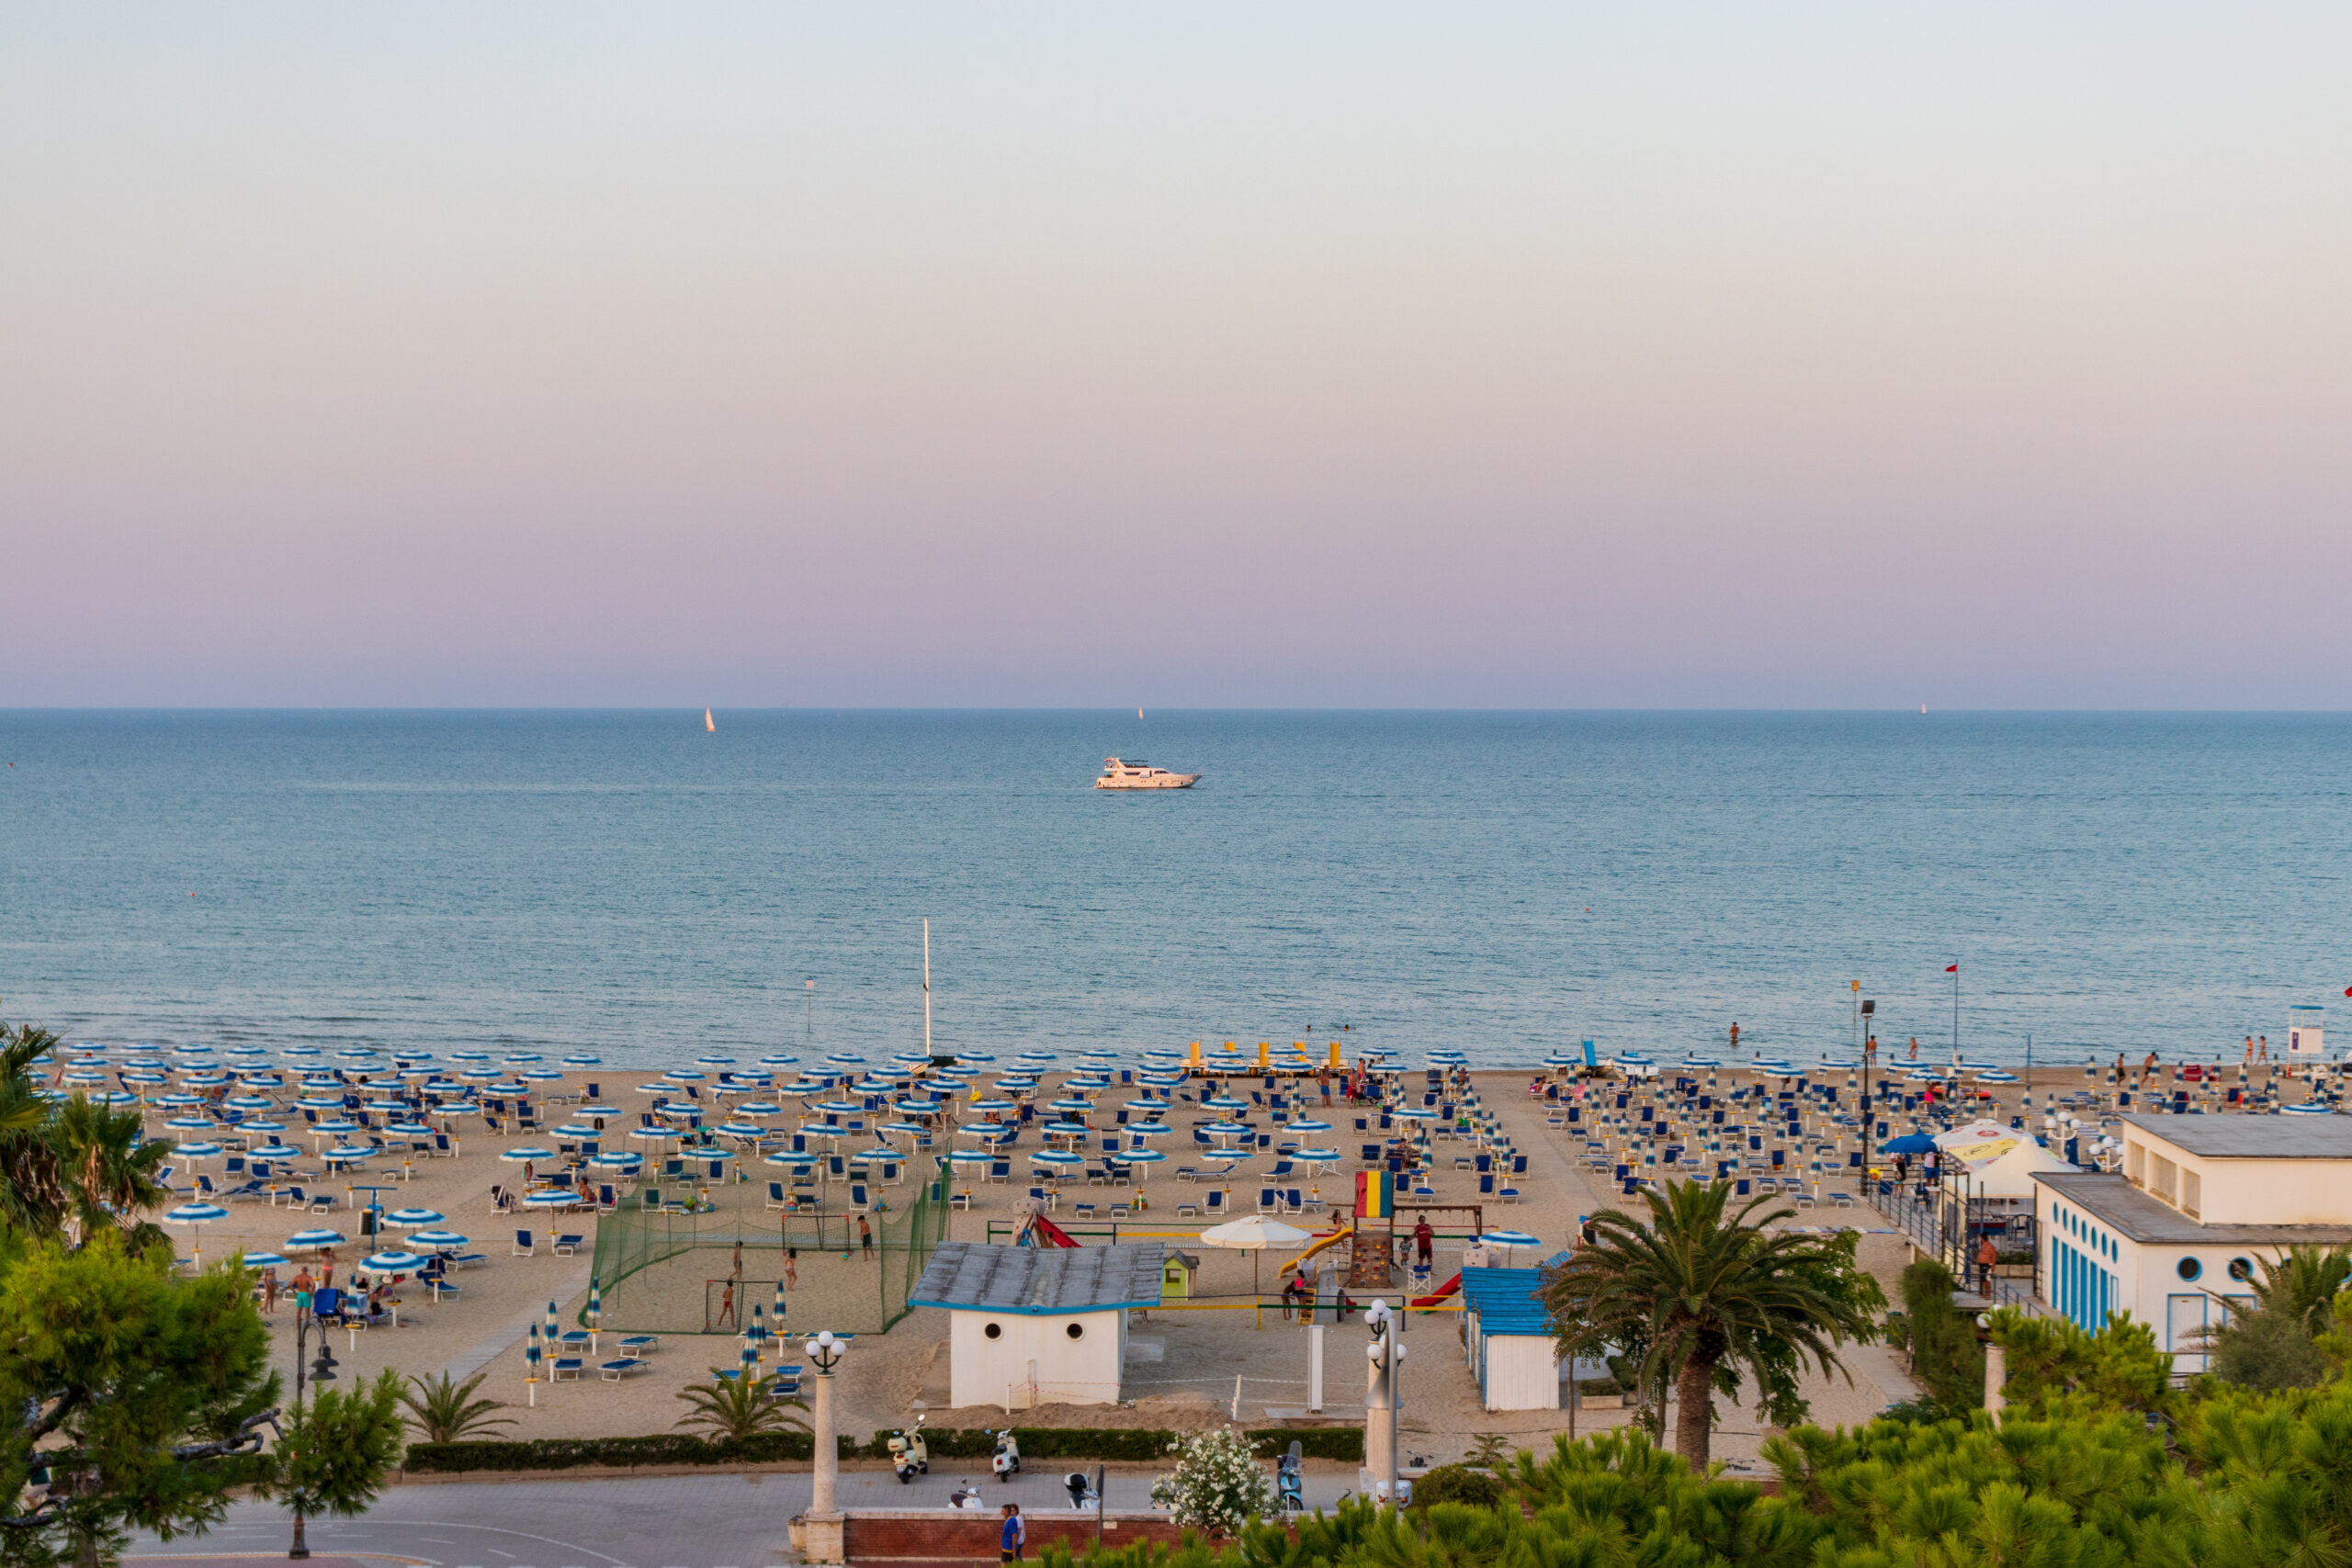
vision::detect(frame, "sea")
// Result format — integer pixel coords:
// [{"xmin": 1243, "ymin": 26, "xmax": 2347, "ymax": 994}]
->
[{"xmin": 3, "ymin": 710, "xmax": 2347, "ymax": 1072}]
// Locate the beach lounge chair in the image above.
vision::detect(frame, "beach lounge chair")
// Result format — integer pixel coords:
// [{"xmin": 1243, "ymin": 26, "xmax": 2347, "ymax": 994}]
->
[
  {"xmin": 1174, "ymin": 1166, "xmax": 1197, "ymax": 1183},
  {"xmin": 1175, "ymin": 1199, "xmax": 1198, "ymax": 1218},
  {"xmin": 772, "ymin": 1366, "xmax": 802, "ymax": 1397},
  {"xmin": 1204, "ymin": 1190, "xmax": 1227, "ymax": 1214},
  {"xmin": 1108, "ymin": 1200, "xmax": 1130, "ymax": 1219},
  {"xmin": 620, "ymin": 1334, "xmax": 660, "ymax": 1354},
  {"xmin": 766, "ymin": 1181, "xmax": 790, "ymax": 1212},
  {"xmin": 551, "ymin": 1357, "xmax": 582, "ymax": 1382},
  {"xmin": 308, "ymin": 1190, "xmax": 336, "ymax": 1213},
  {"xmin": 599, "ymin": 1358, "xmax": 650, "ymax": 1381},
  {"xmin": 1257, "ymin": 1188, "xmax": 1278, "ymax": 1213},
  {"xmin": 513, "ymin": 1229, "xmax": 536, "ymax": 1258},
  {"xmin": 986, "ymin": 1160, "xmax": 1010, "ymax": 1185},
  {"xmin": 1283, "ymin": 1188, "xmax": 1303, "ymax": 1213},
  {"xmin": 551, "ymin": 1233, "xmax": 583, "ymax": 1256}
]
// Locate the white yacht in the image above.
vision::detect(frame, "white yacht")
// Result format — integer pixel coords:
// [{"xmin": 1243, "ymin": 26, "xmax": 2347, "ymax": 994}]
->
[{"xmin": 1094, "ymin": 757, "xmax": 1199, "ymax": 790}]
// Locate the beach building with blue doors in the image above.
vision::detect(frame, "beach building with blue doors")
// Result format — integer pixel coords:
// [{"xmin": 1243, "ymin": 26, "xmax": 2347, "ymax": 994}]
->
[
  {"xmin": 2032, "ymin": 1113, "xmax": 2352, "ymax": 1374},
  {"xmin": 1458, "ymin": 1265, "xmax": 1560, "ymax": 1410}
]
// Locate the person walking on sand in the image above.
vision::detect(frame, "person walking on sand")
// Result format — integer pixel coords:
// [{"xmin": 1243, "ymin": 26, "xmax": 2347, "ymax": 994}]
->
[
  {"xmin": 2245, "ymin": 1036, "xmax": 2256, "ymax": 1066},
  {"xmin": 785, "ymin": 1248, "xmax": 797, "ymax": 1292},
  {"xmin": 717, "ymin": 1280, "xmax": 737, "ymax": 1329},
  {"xmin": 2258, "ymin": 1035, "xmax": 2269, "ymax": 1065},
  {"xmin": 2143, "ymin": 1051, "xmax": 2158, "ymax": 1088},
  {"xmin": 858, "ymin": 1214, "xmax": 874, "ymax": 1261}
]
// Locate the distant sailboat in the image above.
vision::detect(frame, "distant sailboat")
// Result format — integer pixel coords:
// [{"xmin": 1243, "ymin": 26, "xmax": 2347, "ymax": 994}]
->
[
  {"xmin": 1138, "ymin": 707, "xmax": 1144, "ymax": 720},
  {"xmin": 706, "ymin": 708, "xmax": 716, "ymax": 732}
]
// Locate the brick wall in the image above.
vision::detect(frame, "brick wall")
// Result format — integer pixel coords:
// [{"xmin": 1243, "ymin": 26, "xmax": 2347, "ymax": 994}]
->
[{"xmin": 844, "ymin": 1509, "xmax": 1186, "ymax": 1562}]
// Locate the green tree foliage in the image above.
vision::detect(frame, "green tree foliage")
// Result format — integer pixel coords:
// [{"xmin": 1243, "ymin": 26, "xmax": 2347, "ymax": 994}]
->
[
  {"xmin": 1992, "ymin": 1307, "xmax": 2176, "ymax": 1420},
  {"xmin": 672, "ymin": 1373, "xmax": 809, "ymax": 1440},
  {"xmin": 267, "ymin": 1371, "xmax": 405, "ymax": 1549},
  {"xmin": 398, "ymin": 1371, "xmax": 514, "ymax": 1444},
  {"xmin": 0, "ymin": 1232, "xmax": 277, "ymax": 1568},
  {"xmin": 1898, "ymin": 1258, "xmax": 1984, "ymax": 1412},
  {"xmin": 1540, "ymin": 1179, "xmax": 1884, "ymax": 1465}
]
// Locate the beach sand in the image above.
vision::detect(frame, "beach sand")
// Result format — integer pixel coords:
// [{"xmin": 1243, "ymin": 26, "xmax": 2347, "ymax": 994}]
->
[{"xmin": 153, "ymin": 1053, "xmax": 2320, "ymax": 1468}]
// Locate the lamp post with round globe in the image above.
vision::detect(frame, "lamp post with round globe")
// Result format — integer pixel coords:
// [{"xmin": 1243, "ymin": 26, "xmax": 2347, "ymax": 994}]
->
[
  {"xmin": 805, "ymin": 1331, "xmax": 848, "ymax": 1532},
  {"xmin": 1363, "ymin": 1300, "xmax": 1405, "ymax": 1505}
]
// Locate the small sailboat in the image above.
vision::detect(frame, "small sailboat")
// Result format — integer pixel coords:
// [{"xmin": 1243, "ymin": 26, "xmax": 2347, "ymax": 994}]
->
[{"xmin": 705, "ymin": 707, "xmax": 716, "ymax": 732}]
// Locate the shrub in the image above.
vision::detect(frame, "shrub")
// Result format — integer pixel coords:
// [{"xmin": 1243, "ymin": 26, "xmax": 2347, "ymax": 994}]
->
[
  {"xmin": 1149, "ymin": 1429, "xmax": 1272, "ymax": 1535},
  {"xmin": 1900, "ymin": 1258, "xmax": 1984, "ymax": 1410},
  {"xmin": 1408, "ymin": 1463, "xmax": 1504, "ymax": 1512}
]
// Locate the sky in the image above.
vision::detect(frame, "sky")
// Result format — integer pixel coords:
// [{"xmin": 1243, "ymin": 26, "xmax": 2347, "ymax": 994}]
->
[{"xmin": 4, "ymin": 4, "xmax": 2349, "ymax": 709}]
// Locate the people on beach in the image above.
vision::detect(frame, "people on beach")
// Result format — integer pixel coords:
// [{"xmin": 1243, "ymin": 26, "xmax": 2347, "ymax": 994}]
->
[
  {"xmin": 1000, "ymin": 1504, "xmax": 1024, "ymax": 1563},
  {"xmin": 1907, "ymin": 1037, "xmax": 1919, "ymax": 1061},
  {"xmin": 858, "ymin": 1214, "xmax": 874, "ymax": 1260},
  {"xmin": 1975, "ymin": 1234, "xmax": 1998, "ymax": 1295},
  {"xmin": 1729, "ymin": 1021, "xmax": 1740, "ymax": 1051},
  {"xmin": 717, "ymin": 1280, "xmax": 737, "ymax": 1328},
  {"xmin": 1414, "ymin": 1216, "xmax": 1434, "ymax": 1270},
  {"xmin": 261, "ymin": 1268, "xmax": 280, "ymax": 1314},
  {"xmin": 785, "ymin": 1248, "xmax": 797, "ymax": 1292}
]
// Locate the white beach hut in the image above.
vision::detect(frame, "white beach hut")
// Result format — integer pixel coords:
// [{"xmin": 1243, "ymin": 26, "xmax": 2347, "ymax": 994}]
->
[{"xmin": 909, "ymin": 1240, "xmax": 1167, "ymax": 1410}]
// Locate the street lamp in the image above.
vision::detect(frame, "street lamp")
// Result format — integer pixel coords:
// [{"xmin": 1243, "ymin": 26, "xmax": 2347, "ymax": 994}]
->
[
  {"xmin": 1363, "ymin": 1300, "xmax": 1407, "ymax": 1506},
  {"xmin": 1859, "ymin": 1000, "xmax": 1876, "ymax": 1122},
  {"xmin": 287, "ymin": 1304, "xmax": 339, "ymax": 1559},
  {"xmin": 804, "ymin": 1331, "xmax": 849, "ymax": 1532}
]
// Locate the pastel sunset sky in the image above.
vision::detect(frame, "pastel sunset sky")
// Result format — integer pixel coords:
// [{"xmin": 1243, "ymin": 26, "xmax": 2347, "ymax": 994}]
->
[{"xmin": 5, "ymin": 5, "xmax": 2348, "ymax": 707}]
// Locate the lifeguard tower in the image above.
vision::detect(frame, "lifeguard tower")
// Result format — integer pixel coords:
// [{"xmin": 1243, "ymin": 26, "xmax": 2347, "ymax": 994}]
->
[{"xmin": 2290, "ymin": 1005, "xmax": 2326, "ymax": 1062}]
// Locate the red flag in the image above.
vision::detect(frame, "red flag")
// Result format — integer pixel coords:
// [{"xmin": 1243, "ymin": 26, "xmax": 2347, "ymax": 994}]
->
[
  {"xmin": 2344, "ymin": 986, "xmax": 2351, "ymax": 998},
  {"xmin": 1946, "ymin": 964, "xmax": 1959, "ymax": 974}
]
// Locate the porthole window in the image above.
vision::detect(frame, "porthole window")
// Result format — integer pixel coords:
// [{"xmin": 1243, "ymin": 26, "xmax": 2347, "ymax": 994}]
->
[
  {"xmin": 983, "ymin": 1322, "xmax": 1003, "ymax": 1340},
  {"xmin": 2228, "ymin": 1258, "xmax": 2255, "ymax": 1282},
  {"xmin": 2177, "ymin": 1258, "xmax": 2201, "ymax": 1281},
  {"xmin": 1066, "ymin": 1322, "xmax": 1085, "ymax": 1341}
]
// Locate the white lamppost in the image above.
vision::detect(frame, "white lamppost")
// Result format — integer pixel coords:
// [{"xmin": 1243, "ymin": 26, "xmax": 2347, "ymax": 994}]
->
[
  {"xmin": 1363, "ymin": 1299, "xmax": 1405, "ymax": 1506},
  {"xmin": 805, "ymin": 1331, "xmax": 849, "ymax": 1530}
]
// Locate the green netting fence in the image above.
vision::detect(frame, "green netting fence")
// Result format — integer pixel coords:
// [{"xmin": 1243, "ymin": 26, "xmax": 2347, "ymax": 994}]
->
[{"xmin": 589, "ymin": 1166, "xmax": 950, "ymax": 1337}]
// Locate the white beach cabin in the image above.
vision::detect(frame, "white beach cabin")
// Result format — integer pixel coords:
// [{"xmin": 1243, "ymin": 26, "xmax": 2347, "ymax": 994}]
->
[{"xmin": 909, "ymin": 1240, "xmax": 1167, "ymax": 1410}]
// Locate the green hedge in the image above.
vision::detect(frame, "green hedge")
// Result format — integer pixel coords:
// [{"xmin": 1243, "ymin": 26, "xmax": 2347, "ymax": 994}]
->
[
  {"xmin": 409, "ymin": 1425, "xmax": 1363, "ymax": 1474},
  {"xmin": 405, "ymin": 1432, "xmax": 817, "ymax": 1472}
]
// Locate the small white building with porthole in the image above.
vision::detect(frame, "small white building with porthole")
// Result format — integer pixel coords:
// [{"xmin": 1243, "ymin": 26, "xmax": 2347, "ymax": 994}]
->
[
  {"xmin": 909, "ymin": 1240, "xmax": 1167, "ymax": 1409},
  {"xmin": 2031, "ymin": 1113, "xmax": 2352, "ymax": 1372}
]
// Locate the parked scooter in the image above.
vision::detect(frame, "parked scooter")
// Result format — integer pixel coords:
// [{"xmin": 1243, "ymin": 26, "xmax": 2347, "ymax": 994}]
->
[
  {"xmin": 949, "ymin": 1482, "xmax": 989, "ymax": 1511},
  {"xmin": 992, "ymin": 1428, "xmax": 1023, "ymax": 1482},
  {"xmin": 1275, "ymin": 1441, "xmax": 1305, "ymax": 1515},
  {"xmin": 888, "ymin": 1417, "xmax": 929, "ymax": 1483},
  {"xmin": 1065, "ymin": 1471, "xmax": 1101, "ymax": 1511}
]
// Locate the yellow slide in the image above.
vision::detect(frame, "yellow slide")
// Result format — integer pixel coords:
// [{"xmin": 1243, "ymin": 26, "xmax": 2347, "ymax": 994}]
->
[{"xmin": 1283, "ymin": 1219, "xmax": 1352, "ymax": 1272}]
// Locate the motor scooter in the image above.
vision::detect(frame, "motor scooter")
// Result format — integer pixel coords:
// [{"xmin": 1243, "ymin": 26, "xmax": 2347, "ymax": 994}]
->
[
  {"xmin": 992, "ymin": 1428, "xmax": 1023, "ymax": 1482},
  {"xmin": 888, "ymin": 1416, "xmax": 929, "ymax": 1483},
  {"xmin": 1065, "ymin": 1471, "xmax": 1101, "ymax": 1511},
  {"xmin": 1275, "ymin": 1441, "xmax": 1304, "ymax": 1515},
  {"xmin": 949, "ymin": 1482, "xmax": 989, "ymax": 1511}
]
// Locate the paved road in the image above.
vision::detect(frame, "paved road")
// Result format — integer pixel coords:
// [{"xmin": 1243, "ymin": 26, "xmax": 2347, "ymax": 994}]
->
[{"xmin": 126, "ymin": 1467, "xmax": 1366, "ymax": 1568}]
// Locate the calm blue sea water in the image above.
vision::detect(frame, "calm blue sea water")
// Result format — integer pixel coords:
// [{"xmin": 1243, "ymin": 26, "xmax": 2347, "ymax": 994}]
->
[{"xmin": 3, "ymin": 711, "xmax": 2346, "ymax": 1070}]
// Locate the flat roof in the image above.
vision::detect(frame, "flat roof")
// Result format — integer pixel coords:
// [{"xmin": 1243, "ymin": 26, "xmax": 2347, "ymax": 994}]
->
[
  {"xmin": 2120, "ymin": 1112, "xmax": 2352, "ymax": 1159},
  {"xmin": 2033, "ymin": 1171, "xmax": 2352, "ymax": 1246},
  {"xmin": 909, "ymin": 1240, "xmax": 1167, "ymax": 1315}
]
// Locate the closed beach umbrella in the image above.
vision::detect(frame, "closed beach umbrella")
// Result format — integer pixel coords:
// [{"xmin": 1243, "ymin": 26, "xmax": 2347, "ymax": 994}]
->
[
  {"xmin": 587, "ymin": 1275, "xmax": 602, "ymax": 1330},
  {"xmin": 526, "ymin": 1323, "xmax": 542, "ymax": 1379},
  {"xmin": 546, "ymin": 1299, "xmax": 560, "ymax": 1343},
  {"xmin": 773, "ymin": 1276, "xmax": 786, "ymax": 1324}
]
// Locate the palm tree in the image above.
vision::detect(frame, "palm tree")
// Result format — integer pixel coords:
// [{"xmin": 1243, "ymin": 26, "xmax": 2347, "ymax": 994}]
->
[
  {"xmin": 50, "ymin": 1093, "xmax": 169, "ymax": 1245},
  {"xmin": 399, "ymin": 1371, "xmax": 516, "ymax": 1443},
  {"xmin": 2195, "ymin": 1244, "xmax": 2352, "ymax": 1390},
  {"xmin": 1540, "ymin": 1179, "xmax": 1883, "ymax": 1468},
  {"xmin": 0, "ymin": 1021, "xmax": 70, "ymax": 1235},
  {"xmin": 674, "ymin": 1373, "xmax": 810, "ymax": 1441}
]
